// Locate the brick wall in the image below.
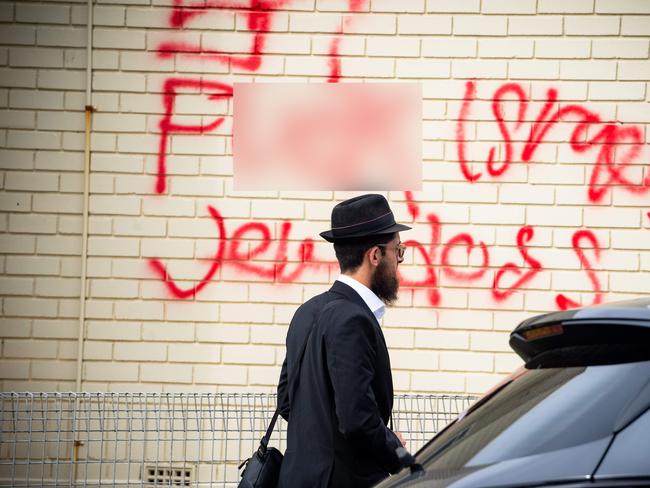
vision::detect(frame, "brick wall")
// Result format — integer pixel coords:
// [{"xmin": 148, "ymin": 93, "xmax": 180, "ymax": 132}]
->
[{"xmin": 1, "ymin": 0, "xmax": 649, "ymax": 394}]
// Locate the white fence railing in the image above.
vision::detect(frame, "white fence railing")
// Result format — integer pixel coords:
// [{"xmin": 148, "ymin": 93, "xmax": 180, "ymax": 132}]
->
[{"xmin": 0, "ymin": 392, "xmax": 477, "ymax": 487}]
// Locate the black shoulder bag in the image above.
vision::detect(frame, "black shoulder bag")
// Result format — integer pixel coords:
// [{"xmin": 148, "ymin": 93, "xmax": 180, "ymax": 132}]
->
[
  {"xmin": 237, "ymin": 313, "xmax": 320, "ymax": 488},
  {"xmin": 236, "ymin": 407, "xmax": 284, "ymax": 488}
]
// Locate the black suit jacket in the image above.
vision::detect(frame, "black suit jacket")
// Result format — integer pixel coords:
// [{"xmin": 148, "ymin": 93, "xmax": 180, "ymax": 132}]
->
[{"xmin": 277, "ymin": 280, "xmax": 402, "ymax": 488}]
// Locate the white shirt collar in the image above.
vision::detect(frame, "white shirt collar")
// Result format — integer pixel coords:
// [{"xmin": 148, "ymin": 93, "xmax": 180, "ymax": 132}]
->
[{"xmin": 336, "ymin": 274, "xmax": 385, "ymax": 322}]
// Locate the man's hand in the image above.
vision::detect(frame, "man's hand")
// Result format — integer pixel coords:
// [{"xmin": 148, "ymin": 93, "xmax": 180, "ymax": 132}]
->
[{"xmin": 395, "ymin": 431, "xmax": 407, "ymax": 448}]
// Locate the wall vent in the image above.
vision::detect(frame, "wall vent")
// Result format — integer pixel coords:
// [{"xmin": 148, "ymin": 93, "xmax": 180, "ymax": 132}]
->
[{"xmin": 144, "ymin": 465, "xmax": 194, "ymax": 486}]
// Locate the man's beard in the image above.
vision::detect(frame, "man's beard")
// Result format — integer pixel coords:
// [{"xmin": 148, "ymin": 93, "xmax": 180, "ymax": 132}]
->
[{"xmin": 371, "ymin": 258, "xmax": 399, "ymax": 305}]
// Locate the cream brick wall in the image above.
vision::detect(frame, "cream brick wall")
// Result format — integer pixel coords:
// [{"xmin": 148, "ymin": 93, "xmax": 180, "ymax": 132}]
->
[{"xmin": 1, "ymin": 0, "xmax": 649, "ymax": 395}]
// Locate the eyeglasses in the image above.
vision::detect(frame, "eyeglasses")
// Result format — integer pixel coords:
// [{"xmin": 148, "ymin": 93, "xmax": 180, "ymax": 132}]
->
[{"xmin": 376, "ymin": 243, "xmax": 406, "ymax": 260}]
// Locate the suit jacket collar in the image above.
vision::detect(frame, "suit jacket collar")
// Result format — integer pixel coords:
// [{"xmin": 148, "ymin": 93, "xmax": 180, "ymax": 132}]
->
[
  {"xmin": 329, "ymin": 280, "xmax": 381, "ymax": 327},
  {"xmin": 336, "ymin": 275, "xmax": 385, "ymax": 321}
]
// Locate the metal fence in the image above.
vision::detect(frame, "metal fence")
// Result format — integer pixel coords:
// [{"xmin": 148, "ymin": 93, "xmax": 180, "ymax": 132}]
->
[{"xmin": 0, "ymin": 392, "xmax": 476, "ymax": 487}]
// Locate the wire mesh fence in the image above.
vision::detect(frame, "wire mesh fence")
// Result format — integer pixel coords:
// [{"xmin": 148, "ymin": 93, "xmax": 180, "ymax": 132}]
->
[{"xmin": 0, "ymin": 392, "xmax": 476, "ymax": 487}]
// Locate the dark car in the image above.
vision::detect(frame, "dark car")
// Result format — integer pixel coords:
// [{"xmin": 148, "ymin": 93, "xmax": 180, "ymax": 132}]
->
[{"xmin": 376, "ymin": 298, "xmax": 650, "ymax": 488}]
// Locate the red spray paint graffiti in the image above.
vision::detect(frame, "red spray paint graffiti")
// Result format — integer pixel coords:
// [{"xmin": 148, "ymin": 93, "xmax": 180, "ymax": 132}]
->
[
  {"xmin": 154, "ymin": 0, "xmax": 361, "ymax": 193},
  {"xmin": 327, "ymin": 37, "xmax": 342, "ymax": 83},
  {"xmin": 158, "ymin": 0, "xmax": 292, "ymax": 72},
  {"xmin": 149, "ymin": 205, "xmax": 226, "ymax": 298},
  {"xmin": 148, "ymin": 192, "xmax": 606, "ymax": 309},
  {"xmin": 149, "ymin": 0, "xmax": 367, "ymax": 298},
  {"xmin": 491, "ymin": 226, "xmax": 542, "ymax": 302},
  {"xmin": 157, "ymin": 78, "xmax": 232, "ymax": 194},
  {"xmin": 400, "ymin": 195, "xmax": 552, "ymax": 307},
  {"xmin": 149, "ymin": 206, "xmax": 325, "ymax": 299},
  {"xmin": 456, "ymin": 80, "xmax": 481, "ymax": 183},
  {"xmin": 457, "ymin": 80, "xmax": 650, "ymax": 203},
  {"xmin": 326, "ymin": 0, "xmax": 367, "ymax": 83},
  {"xmin": 555, "ymin": 230, "xmax": 603, "ymax": 310},
  {"xmin": 401, "ymin": 201, "xmax": 606, "ymax": 309},
  {"xmin": 147, "ymin": 4, "xmax": 645, "ymax": 310}
]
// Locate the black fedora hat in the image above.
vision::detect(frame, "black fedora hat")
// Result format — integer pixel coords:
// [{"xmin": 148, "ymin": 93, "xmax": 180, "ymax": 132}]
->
[{"xmin": 320, "ymin": 194, "xmax": 411, "ymax": 242}]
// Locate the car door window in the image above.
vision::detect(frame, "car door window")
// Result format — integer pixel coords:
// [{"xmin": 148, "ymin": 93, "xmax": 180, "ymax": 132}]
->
[{"xmin": 596, "ymin": 406, "xmax": 650, "ymax": 477}]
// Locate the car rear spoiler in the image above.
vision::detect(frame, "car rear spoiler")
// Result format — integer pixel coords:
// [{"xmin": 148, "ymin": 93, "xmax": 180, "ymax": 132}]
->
[{"xmin": 510, "ymin": 319, "xmax": 650, "ymax": 368}]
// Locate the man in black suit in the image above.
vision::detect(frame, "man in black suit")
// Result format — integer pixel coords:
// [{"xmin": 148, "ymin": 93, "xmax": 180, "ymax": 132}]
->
[{"xmin": 277, "ymin": 194, "xmax": 410, "ymax": 488}]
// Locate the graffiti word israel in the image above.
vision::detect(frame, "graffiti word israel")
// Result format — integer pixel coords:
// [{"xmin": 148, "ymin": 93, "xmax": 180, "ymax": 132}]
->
[{"xmin": 457, "ymin": 80, "xmax": 650, "ymax": 203}]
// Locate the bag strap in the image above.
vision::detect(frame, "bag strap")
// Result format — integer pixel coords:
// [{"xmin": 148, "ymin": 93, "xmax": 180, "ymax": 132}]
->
[
  {"xmin": 261, "ymin": 324, "xmax": 312, "ymax": 451},
  {"xmin": 259, "ymin": 325, "xmax": 313, "ymax": 453},
  {"xmin": 259, "ymin": 299, "xmax": 342, "ymax": 453},
  {"xmin": 259, "ymin": 408, "xmax": 281, "ymax": 453}
]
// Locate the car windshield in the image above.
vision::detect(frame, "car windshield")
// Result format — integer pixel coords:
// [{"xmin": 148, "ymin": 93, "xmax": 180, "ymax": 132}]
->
[{"xmin": 417, "ymin": 361, "xmax": 650, "ymax": 470}]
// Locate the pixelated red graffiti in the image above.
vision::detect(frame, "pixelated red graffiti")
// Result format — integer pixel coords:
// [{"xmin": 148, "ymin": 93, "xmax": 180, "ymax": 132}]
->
[{"xmin": 457, "ymin": 80, "xmax": 650, "ymax": 203}]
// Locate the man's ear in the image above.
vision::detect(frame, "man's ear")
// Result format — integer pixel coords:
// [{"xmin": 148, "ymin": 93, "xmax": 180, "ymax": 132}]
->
[{"xmin": 368, "ymin": 246, "xmax": 381, "ymax": 267}]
